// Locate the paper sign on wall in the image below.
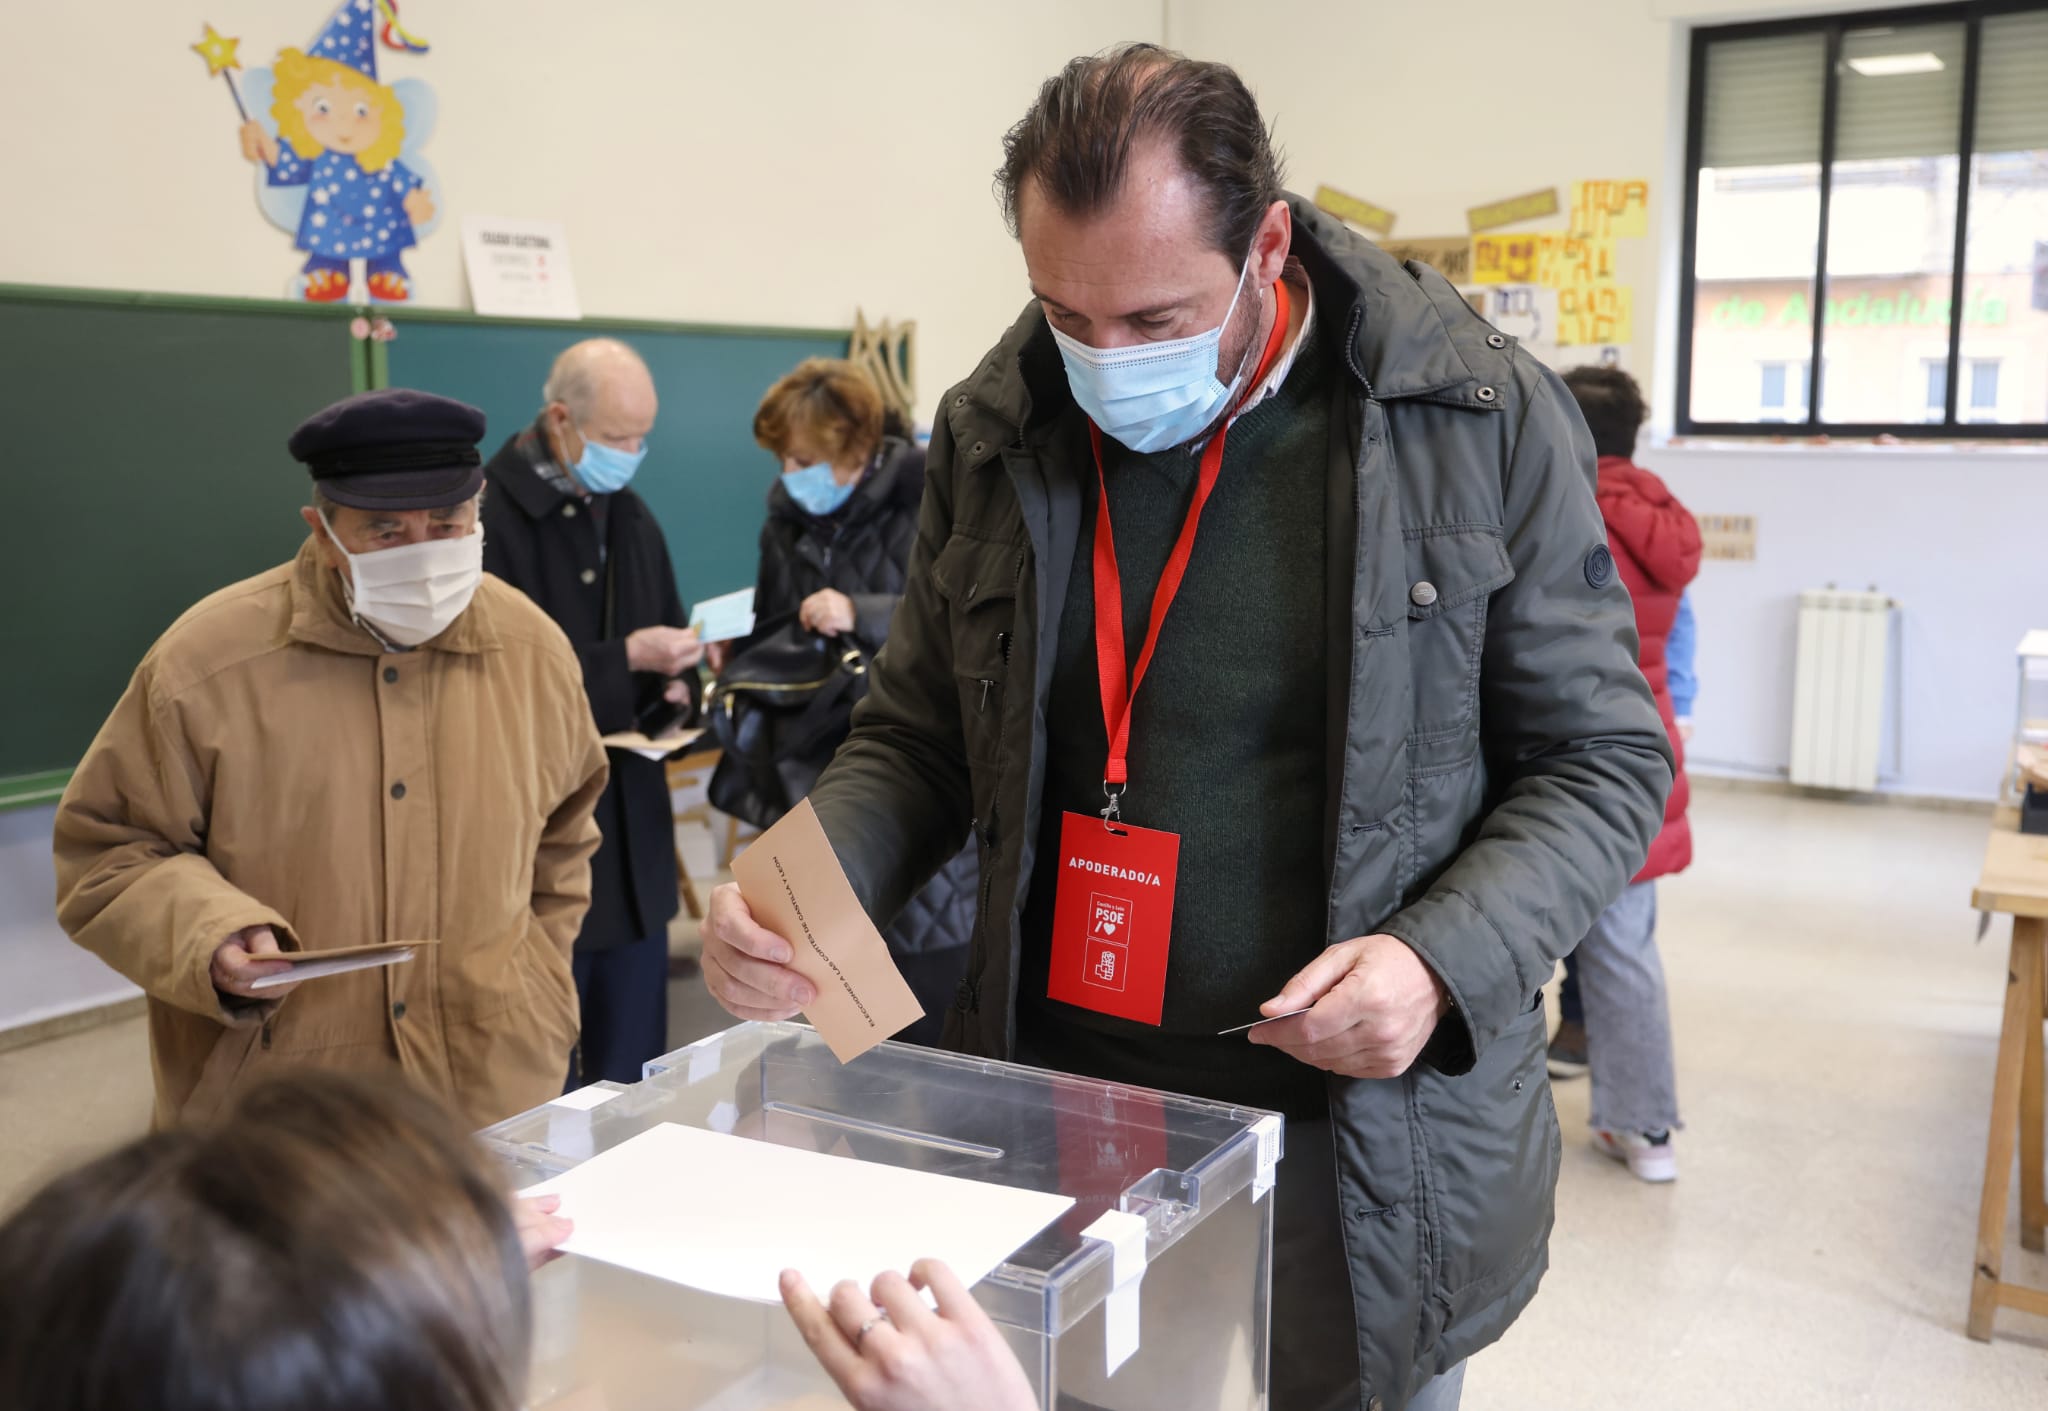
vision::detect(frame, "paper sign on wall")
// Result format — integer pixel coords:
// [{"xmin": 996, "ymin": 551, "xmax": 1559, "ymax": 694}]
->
[
  {"xmin": 461, "ymin": 216, "xmax": 582, "ymax": 320},
  {"xmin": 1314, "ymin": 185, "xmax": 1397, "ymax": 236},
  {"xmin": 1467, "ymin": 187, "xmax": 1561, "ymax": 233},
  {"xmin": 1570, "ymin": 180, "xmax": 1651, "ymax": 239},
  {"xmin": 1377, "ymin": 236, "xmax": 1472, "ymax": 285},
  {"xmin": 1699, "ymin": 514, "xmax": 1758, "ymax": 562},
  {"xmin": 1474, "ymin": 284, "xmax": 1559, "ymax": 348},
  {"xmin": 1472, "ymin": 232, "xmax": 1619, "ymax": 289},
  {"xmin": 1557, "ymin": 286, "xmax": 1633, "ymax": 346}
]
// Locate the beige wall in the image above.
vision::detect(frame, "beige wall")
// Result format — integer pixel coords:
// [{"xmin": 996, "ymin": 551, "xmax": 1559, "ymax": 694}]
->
[
  {"xmin": 0, "ymin": 0, "xmax": 1160, "ymax": 423},
  {"xmin": 1169, "ymin": 0, "xmax": 1677, "ymax": 380}
]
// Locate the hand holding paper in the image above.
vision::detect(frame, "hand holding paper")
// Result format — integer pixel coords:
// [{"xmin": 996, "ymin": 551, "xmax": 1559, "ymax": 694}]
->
[
  {"xmin": 1248, "ymin": 933, "xmax": 1451, "ymax": 1079},
  {"xmin": 714, "ymin": 798, "xmax": 924, "ymax": 1062},
  {"xmin": 243, "ymin": 940, "xmax": 435, "ymax": 991}
]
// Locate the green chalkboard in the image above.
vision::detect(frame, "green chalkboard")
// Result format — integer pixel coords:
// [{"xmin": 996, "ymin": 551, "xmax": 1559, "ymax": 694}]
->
[
  {"xmin": 0, "ymin": 287, "xmax": 366, "ymax": 803},
  {"xmin": 373, "ymin": 311, "xmax": 848, "ymax": 607}
]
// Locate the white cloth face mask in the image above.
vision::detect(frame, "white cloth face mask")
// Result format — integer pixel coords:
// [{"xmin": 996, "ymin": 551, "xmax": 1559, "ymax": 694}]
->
[{"xmin": 318, "ymin": 510, "xmax": 485, "ymax": 647}]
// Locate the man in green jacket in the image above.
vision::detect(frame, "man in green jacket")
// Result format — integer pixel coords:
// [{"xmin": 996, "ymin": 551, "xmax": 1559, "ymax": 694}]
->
[{"xmin": 702, "ymin": 44, "xmax": 1670, "ymax": 1411}]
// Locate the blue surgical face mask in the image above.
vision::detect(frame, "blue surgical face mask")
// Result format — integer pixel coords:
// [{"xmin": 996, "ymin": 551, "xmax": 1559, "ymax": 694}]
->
[
  {"xmin": 1049, "ymin": 253, "xmax": 1258, "ymax": 453},
  {"xmin": 572, "ymin": 427, "xmax": 647, "ymax": 494},
  {"xmin": 783, "ymin": 461, "xmax": 856, "ymax": 516}
]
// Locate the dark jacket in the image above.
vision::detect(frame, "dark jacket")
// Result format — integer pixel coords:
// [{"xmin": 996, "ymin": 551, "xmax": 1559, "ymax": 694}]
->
[
  {"xmin": 747, "ymin": 439, "xmax": 976, "ymax": 959},
  {"xmin": 1596, "ymin": 455, "xmax": 1701, "ymax": 881},
  {"xmin": 806, "ymin": 196, "xmax": 1672, "ymax": 1408},
  {"xmin": 481, "ymin": 424, "xmax": 695, "ymax": 952}
]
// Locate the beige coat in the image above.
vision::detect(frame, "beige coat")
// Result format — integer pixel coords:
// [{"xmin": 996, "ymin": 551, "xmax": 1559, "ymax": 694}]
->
[{"xmin": 54, "ymin": 537, "xmax": 609, "ymax": 1130}]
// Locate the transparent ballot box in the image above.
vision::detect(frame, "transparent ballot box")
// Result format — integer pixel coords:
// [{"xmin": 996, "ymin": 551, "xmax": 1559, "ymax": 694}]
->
[{"xmin": 478, "ymin": 1021, "xmax": 1281, "ymax": 1410}]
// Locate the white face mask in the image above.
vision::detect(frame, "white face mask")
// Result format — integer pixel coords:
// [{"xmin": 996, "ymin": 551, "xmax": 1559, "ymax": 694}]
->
[{"xmin": 318, "ymin": 511, "xmax": 485, "ymax": 647}]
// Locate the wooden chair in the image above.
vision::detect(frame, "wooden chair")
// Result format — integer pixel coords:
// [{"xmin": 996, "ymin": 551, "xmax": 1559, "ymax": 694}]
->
[{"xmin": 664, "ymin": 750, "xmax": 752, "ymax": 919}]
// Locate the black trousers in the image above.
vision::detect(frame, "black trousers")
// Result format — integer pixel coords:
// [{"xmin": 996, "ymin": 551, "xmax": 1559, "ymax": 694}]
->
[
  {"xmin": 1275, "ymin": 1115, "xmax": 1365, "ymax": 1411},
  {"xmin": 564, "ymin": 929, "xmax": 672, "ymax": 1088}
]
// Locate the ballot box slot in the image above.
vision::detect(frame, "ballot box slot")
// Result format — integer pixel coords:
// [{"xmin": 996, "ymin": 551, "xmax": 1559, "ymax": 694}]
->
[{"xmin": 758, "ymin": 1100, "xmax": 1008, "ymax": 1160}]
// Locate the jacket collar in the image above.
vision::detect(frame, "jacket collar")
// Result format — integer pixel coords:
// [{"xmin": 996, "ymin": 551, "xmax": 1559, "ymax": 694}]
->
[
  {"xmin": 286, "ymin": 534, "xmax": 499, "ymax": 657},
  {"xmin": 487, "ymin": 421, "xmax": 575, "ymax": 521},
  {"xmin": 947, "ymin": 191, "xmax": 1502, "ymax": 462}
]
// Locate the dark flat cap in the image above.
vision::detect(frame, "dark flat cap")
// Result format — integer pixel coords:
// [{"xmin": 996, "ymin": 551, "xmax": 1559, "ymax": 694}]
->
[{"xmin": 288, "ymin": 389, "xmax": 488, "ymax": 511}]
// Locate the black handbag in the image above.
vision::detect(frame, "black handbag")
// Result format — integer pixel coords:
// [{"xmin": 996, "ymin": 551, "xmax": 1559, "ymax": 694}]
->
[{"xmin": 706, "ymin": 614, "xmax": 872, "ymax": 830}]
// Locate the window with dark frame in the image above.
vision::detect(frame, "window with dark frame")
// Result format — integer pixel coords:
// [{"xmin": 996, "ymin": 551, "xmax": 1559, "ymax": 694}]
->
[{"xmin": 1678, "ymin": 2, "xmax": 2048, "ymax": 438}]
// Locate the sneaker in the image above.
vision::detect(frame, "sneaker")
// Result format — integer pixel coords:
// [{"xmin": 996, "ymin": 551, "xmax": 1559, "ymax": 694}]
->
[
  {"xmin": 1547, "ymin": 1019, "xmax": 1588, "ymax": 1080},
  {"xmin": 1592, "ymin": 1128, "xmax": 1677, "ymax": 1183}
]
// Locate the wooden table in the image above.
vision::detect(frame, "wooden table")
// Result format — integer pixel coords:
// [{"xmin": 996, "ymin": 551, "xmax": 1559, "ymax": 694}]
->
[{"xmin": 1967, "ymin": 815, "xmax": 2048, "ymax": 1339}]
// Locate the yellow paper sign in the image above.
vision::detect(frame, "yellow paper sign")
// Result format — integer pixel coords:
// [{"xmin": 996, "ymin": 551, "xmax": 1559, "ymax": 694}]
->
[
  {"xmin": 1471, "ymin": 231, "xmax": 1620, "ymax": 289},
  {"xmin": 1467, "ymin": 187, "xmax": 1561, "ymax": 233},
  {"xmin": 1315, "ymin": 185, "xmax": 1396, "ymax": 236},
  {"xmin": 1557, "ymin": 286, "xmax": 1634, "ymax": 346},
  {"xmin": 1571, "ymin": 180, "xmax": 1651, "ymax": 239}
]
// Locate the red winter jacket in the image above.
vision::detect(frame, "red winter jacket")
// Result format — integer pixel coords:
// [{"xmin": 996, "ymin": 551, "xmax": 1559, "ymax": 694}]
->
[{"xmin": 1596, "ymin": 456, "xmax": 1701, "ymax": 881}]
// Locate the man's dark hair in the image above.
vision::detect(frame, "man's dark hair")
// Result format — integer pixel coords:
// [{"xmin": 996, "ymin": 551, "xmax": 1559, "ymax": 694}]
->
[
  {"xmin": 1562, "ymin": 366, "xmax": 1649, "ymax": 460},
  {"xmin": 997, "ymin": 43, "xmax": 1285, "ymax": 259}
]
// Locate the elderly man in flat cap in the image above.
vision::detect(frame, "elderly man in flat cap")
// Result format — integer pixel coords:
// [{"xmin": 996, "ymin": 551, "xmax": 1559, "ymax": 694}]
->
[{"xmin": 54, "ymin": 389, "xmax": 610, "ymax": 1131}]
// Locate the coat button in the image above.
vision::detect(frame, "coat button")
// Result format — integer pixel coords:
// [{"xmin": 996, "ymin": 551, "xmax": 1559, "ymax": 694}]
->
[
  {"xmin": 392, "ymin": 1001, "xmax": 407, "ymax": 1020},
  {"xmin": 581, "ymin": 568, "xmax": 597, "ymax": 585},
  {"xmin": 390, "ymin": 781, "xmax": 406, "ymax": 800},
  {"xmin": 563, "ymin": 503, "xmax": 578, "ymax": 518},
  {"xmin": 383, "ymin": 666, "xmax": 398, "ymax": 684},
  {"xmin": 1487, "ymin": 333, "xmax": 1506, "ymax": 348},
  {"xmin": 1410, "ymin": 581, "xmax": 1438, "ymax": 608},
  {"xmin": 1476, "ymin": 385, "xmax": 1498, "ymax": 402}
]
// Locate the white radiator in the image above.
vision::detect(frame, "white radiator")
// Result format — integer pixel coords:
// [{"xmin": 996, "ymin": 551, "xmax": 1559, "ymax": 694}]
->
[{"xmin": 1789, "ymin": 589, "xmax": 1896, "ymax": 792}]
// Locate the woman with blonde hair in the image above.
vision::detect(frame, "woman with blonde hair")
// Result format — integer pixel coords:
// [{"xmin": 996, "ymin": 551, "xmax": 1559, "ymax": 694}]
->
[{"xmin": 236, "ymin": 33, "xmax": 436, "ymax": 301}]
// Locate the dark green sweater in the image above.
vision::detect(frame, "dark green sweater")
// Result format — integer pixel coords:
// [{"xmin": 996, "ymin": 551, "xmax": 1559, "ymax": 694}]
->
[{"xmin": 1018, "ymin": 324, "xmax": 1332, "ymax": 1116}]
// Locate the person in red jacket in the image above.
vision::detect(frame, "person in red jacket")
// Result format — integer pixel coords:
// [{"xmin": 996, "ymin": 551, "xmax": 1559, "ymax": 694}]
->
[{"xmin": 1560, "ymin": 367, "xmax": 1700, "ymax": 1183}]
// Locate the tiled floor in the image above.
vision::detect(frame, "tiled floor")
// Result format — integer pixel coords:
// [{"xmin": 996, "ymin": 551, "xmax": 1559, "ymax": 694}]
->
[{"xmin": 3, "ymin": 789, "xmax": 2046, "ymax": 1406}]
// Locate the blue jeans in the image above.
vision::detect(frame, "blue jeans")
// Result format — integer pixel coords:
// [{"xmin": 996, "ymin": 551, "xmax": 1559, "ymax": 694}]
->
[
  {"xmin": 1411, "ymin": 1361, "xmax": 1468, "ymax": 1411},
  {"xmin": 1576, "ymin": 881, "xmax": 1682, "ymax": 1134}
]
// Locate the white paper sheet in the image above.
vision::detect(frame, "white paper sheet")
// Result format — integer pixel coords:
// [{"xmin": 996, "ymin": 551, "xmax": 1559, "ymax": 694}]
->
[
  {"xmin": 522, "ymin": 1122, "xmax": 1072, "ymax": 1304},
  {"xmin": 692, "ymin": 588, "xmax": 757, "ymax": 644},
  {"xmin": 247, "ymin": 947, "xmax": 415, "ymax": 989},
  {"xmin": 599, "ymin": 727, "xmax": 706, "ymax": 762}
]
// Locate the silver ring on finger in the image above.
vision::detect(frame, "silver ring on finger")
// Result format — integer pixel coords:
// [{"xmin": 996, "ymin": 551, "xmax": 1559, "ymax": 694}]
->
[{"xmin": 855, "ymin": 1310, "xmax": 891, "ymax": 1350}]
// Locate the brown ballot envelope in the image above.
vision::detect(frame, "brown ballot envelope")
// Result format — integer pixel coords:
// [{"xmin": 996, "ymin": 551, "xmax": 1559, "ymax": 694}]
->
[
  {"xmin": 730, "ymin": 799, "xmax": 924, "ymax": 1062},
  {"xmin": 247, "ymin": 940, "xmax": 438, "ymax": 991}
]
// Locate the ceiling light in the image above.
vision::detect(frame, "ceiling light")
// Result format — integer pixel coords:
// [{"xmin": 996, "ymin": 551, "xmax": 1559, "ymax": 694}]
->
[{"xmin": 1846, "ymin": 52, "xmax": 1946, "ymax": 77}]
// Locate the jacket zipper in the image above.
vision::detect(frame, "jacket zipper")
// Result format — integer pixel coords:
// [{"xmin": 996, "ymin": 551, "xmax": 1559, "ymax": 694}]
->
[
  {"xmin": 960, "ymin": 553, "xmax": 1025, "ymax": 1015},
  {"xmin": 1343, "ymin": 306, "xmax": 1379, "ymax": 400}
]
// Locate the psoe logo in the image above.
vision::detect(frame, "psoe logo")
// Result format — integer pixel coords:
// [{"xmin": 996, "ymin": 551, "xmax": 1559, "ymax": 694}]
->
[
  {"xmin": 1089, "ymin": 893, "xmax": 1132, "ymax": 944},
  {"xmin": 1089, "ymin": 944, "xmax": 1127, "ymax": 991},
  {"xmin": 1084, "ymin": 892, "xmax": 1131, "ymax": 992}
]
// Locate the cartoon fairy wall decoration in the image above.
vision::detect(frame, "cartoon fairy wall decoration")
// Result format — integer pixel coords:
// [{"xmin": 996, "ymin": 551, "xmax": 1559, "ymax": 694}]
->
[{"xmin": 193, "ymin": 1, "xmax": 443, "ymax": 303}]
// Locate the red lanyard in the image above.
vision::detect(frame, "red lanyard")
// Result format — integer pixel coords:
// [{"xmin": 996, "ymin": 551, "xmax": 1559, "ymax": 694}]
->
[{"xmin": 1087, "ymin": 277, "xmax": 1292, "ymax": 816}]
